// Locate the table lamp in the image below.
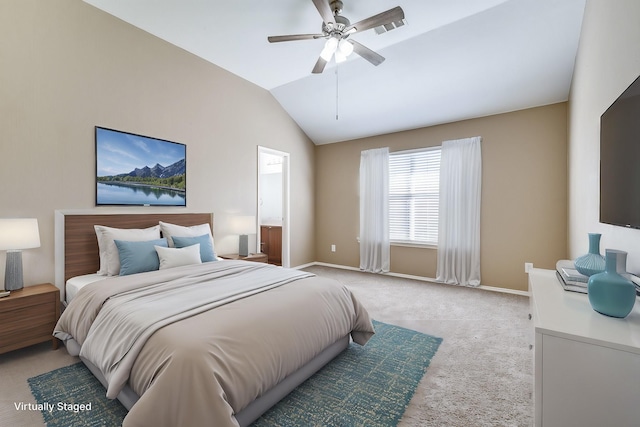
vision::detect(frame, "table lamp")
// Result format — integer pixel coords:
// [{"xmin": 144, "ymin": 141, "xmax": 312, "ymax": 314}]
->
[
  {"xmin": 0, "ymin": 218, "xmax": 41, "ymax": 291},
  {"xmin": 231, "ymin": 216, "xmax": 256, "ymax": 257}
]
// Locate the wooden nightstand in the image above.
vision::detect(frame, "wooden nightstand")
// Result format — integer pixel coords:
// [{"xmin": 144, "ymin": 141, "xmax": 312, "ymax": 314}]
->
[
  {"xmin": 219, "ymin": 253, "xmax": 269, "ymax": 263},
  {"xmin": 0, "ymin": 283, "xmax": 60, "ymax": 355}
]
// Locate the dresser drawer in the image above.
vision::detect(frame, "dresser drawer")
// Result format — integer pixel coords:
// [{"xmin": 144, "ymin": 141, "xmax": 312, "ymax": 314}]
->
[
  {"xmin": 0, "ymin": 303, "xmax": 56, "ymax": 327},
  {"xmin": 0, "ymin": 324, "xmax": 56, "ymax": 353},
  {"xmin": 0, "ymin": 292, "xmax": 56, "ymax": 313}
]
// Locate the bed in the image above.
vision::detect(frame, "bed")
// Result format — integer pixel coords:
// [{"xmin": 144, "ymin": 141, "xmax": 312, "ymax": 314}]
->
[{"xmin": 53, "ymin": 212, "xmax": 375, "ymax": 427}]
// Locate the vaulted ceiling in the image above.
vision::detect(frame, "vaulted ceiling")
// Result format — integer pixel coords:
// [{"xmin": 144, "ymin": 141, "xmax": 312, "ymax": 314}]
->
[{"xmin": 83, "ymin": 0, "xmax": 587, "ymax": 144}]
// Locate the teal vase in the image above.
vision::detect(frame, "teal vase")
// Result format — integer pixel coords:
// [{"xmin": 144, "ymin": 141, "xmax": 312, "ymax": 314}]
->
[
  {"xmin": 588, "ymin": 249, "xmax": 636, "ymax": 318},
  {"xmin": 574, "ymin": 233, "xmax": 605, "ymax": 276}
]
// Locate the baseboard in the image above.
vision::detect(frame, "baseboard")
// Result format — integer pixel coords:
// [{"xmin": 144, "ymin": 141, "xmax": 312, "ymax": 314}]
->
[
  {"xmin": 312, "ymin": 262, "xmax": 361, "ymax": 272},
  {"xmin": 292, "ymin": 262, "xmax": 317, "ymax": 270},
  {"xmin": 477, "ymin": 284, "xmax": 529, "ymax": 296},
  {"xmin": 305, "ymin": 262, "xmax": 529, "ymax": 297}
]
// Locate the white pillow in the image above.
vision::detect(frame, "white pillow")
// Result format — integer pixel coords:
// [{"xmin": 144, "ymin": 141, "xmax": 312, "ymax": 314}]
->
[
  {"xmin": 94, "ymin": 225, "xmax": 161, "ymax": 276},
  {"xmin": 159, "ymin": 221, "xmax": 213, "ymax": 248},
  {"xmin": 155, "ymin": 244, "xmax": 202, "ymax": 270}
]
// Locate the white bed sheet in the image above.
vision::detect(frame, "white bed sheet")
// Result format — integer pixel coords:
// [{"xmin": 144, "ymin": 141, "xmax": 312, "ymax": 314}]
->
[
  {"xmin": 66, "ymin": 274, "xmax": 106, "ymax": 304},
  {"xmin": 65, "ymin": 258, "xmax": 226, "ymax": 304}
]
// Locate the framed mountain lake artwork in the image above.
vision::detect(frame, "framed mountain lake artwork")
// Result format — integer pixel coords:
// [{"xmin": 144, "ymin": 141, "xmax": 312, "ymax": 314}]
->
[{"xmin": 95, "ymin": 127, "xmax": 186, "ymax": 206}]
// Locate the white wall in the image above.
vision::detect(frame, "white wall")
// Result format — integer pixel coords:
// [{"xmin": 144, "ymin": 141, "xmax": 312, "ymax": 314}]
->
[{"xmin": 568, "ymin": 0, "xmax": 640, "ymax": 273}]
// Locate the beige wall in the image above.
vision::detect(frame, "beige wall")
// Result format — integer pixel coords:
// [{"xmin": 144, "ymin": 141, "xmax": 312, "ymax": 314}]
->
[
  {"xmin": 0, "ymin": 0, "xmax": 315, "ymax": 288},
  {"xmin": 568, "ymin": 0, "xmax": 640, "ymax": 273},
  {"xmin": 316, "ymin": 104, "xmax": 568, "ymax": 292}
]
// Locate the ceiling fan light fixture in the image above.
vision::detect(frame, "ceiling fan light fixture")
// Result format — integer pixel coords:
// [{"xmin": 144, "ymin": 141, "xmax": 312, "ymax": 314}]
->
[
  {"xmin": 320, "ymin": 46, "xmax": 335, "ymax": 61},
  {"xmin": 338, "ymin": 39, "xmax": 354, "ymax": 57},
  {"xmin": 267, "ymin": 1, "xmax": 405, "ymax": 74},
  {"xmin": 320, "ymin": 36, "xmax": 339, "ymax": 61},
  {"xmin": 326, "ymin": 36, "xmax": 339, "ymax": 50}
]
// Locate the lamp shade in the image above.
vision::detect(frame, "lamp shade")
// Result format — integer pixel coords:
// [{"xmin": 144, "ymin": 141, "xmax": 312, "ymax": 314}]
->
[
  {"xmin": 320, "ymin": 36, "xmax": 339, "ymax": 61},
  {"xmin": 0, "ymin": 218, "xmax": 41, "ymax": 250},
  {"xmin": 338, "ymin": 39, "xmax": 354, "ymax": 56},
  {"xmin": 230, "ymin": 216, "xmax": 256, "ymax": 235}
]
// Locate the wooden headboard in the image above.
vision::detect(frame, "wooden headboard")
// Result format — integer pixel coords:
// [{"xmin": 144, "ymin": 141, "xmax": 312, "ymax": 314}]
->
[{"xmin": 62, "ymin": 212, "xmax": 213, "ymax": 283}]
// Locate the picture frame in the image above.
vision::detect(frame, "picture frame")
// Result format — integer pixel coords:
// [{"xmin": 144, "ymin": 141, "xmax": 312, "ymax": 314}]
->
[{"xmin": 95, "ymin": 127, "xmax": 186, "ymax": 206}]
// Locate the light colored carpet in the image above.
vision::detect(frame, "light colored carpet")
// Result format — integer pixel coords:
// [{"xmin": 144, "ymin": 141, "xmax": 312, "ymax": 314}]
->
[
  {"xmin": 0, "ymin": 265, "xmax": 533, "ymax": 426},
  {"xmin": 302, "ymin": 266, "xmax": 534, "ymax": 427},
  {"xmin": 0, "ymin": 341, "xmax": 77, "ymax": 427}
]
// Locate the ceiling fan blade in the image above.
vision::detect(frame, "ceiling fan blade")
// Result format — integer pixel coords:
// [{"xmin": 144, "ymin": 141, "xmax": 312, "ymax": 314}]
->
[
  {"xmin": 312, "ymin": 56, "xmax": 328, "ymax": 74},
  {"xmin": 344, "ymin": 6, "xmax": 405, "ymax": 34},
  {"xmin": 348, "ymin": 40, "xmax": 385, "ymax": 66},
  {"xmin": 268, "ymin": 34, "xmax": 325, "ymax": 43},
  {"xmin": 312, "ymin": 0, "xmax": 336, "ymax": 26}
]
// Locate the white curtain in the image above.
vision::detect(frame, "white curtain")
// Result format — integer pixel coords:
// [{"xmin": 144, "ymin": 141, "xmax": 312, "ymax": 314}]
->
[
  {"xmin": 359, "ymin": 147, "xmax": 390, "ymax": 273},
  {"xmin": 436, "ymin": 136, "xmax": 482, "ymax": 286}
]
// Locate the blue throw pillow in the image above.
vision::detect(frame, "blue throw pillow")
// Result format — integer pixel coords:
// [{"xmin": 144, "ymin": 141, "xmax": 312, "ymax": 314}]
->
[
  {"xmin": 171, "ymin": 234, "xmax": 216, "ymax": 262},
  {"xmin": 114, "ymin": 238, "xmax": 168, "ymax": 276}
]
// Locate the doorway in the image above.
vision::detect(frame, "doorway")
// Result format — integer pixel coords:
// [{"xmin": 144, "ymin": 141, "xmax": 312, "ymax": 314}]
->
[{"xmin": 257, "ymin": 146, "xmax": 290, "ymax": 268}]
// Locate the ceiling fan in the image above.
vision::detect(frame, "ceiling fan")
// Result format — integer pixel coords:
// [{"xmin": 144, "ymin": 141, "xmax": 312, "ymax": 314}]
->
[{"xmin": 267, "ymin": 0, "xmax": 406, "ymax": 74}]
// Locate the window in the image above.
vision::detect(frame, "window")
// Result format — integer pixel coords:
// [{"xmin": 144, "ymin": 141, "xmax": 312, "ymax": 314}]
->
[{"xmin": 389, "ymin": 147, "xmax": 441, "ymax": 245}]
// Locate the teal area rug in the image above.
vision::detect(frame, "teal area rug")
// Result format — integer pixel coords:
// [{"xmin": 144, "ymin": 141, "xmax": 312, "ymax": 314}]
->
[
  {"xmin": 27, "ymin": 362, "xmax": 128, "ymax": 427},
  {"xmin": 252, "ymin": 320, "xmax": 443, "ymax": 426},
  {"xmin": 28, "ymin": 321, "xmax": 442, "ymax": 427}
]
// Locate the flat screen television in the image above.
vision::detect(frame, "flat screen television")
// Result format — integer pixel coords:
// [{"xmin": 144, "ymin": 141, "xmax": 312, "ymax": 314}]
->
[
  {"xmin": 95, "ymin": 127, "xmax": 186, "ymax": 206},
  {"xmin": 600, "ymin": 74, "xmax": 640, "ymax": 229}
]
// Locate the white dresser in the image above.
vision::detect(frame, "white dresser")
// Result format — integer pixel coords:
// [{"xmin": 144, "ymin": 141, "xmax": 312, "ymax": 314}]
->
[{"xmin": 528, "ymin": 268, "xmax": 640, "ymax": 427}]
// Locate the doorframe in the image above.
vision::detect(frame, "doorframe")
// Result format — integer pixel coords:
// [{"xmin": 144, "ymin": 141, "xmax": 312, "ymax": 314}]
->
[{"xmin": 257, "ymin": 146, "xmax": 290, "ymax": 268}]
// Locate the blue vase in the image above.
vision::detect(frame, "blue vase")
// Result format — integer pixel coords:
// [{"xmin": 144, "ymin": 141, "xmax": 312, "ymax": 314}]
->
[
  {"xmin": 588, "ymin": 249, "xmax": 636, "ymax": 318},
  {"xmin": 574, "ymin": 233, "xmax": 606, "ymax": 276}
]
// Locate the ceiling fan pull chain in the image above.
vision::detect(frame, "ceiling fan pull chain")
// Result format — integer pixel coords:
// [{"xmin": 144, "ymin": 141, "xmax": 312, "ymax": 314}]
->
[{"xmin": 335, "ymin": 64, "xmax": 339, "ymax": 120}]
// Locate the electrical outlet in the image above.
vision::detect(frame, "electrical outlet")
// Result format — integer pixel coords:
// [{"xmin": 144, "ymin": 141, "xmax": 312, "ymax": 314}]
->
[
  {"xmin": 331, "ymin": 244, "xmax": 336, "ymax": 252},
  {"xmin": 525, "ymin": 262, "xmax": 533, "ymax": 273}
]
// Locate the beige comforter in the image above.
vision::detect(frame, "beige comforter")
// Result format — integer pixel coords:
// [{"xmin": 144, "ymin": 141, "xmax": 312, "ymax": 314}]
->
[{"xmin": 54, "ymin": 261, "xmax": 374, "ymax": 427}]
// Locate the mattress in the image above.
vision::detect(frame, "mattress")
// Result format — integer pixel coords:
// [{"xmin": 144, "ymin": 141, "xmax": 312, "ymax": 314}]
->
[
  {"xmin": 65, "ymin": 257, "xmax": 228, "ymax": 303},
  {"xmin": 65, "ymin": 273, "xmax": 105, "ymax": 304}
]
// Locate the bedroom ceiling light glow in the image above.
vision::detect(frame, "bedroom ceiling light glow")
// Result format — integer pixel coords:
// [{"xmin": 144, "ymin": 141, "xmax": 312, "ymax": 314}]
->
[
  {"xmin": 320, "ymin": 37, "xmax": 354, "ymax": 63},
  {"xmin": 320, "ymin": 36, "xmax": 340, "ymax": 61},
  {"xmin": 336, "ymin": 39, "xmax": 354, "ymax": 62}
]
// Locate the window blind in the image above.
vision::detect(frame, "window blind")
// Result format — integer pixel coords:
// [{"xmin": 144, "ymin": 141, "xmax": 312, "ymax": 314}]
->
[{"xmin": 389, "ymin": 147, "xmax": 441, "ymax": 245}]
